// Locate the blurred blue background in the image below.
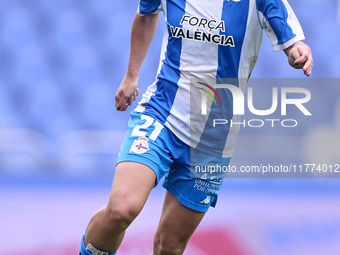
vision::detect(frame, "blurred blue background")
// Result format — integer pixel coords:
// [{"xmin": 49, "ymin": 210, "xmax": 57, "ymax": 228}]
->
[{"xmin": 0, "ymin": 0, "xmax": 340, "ymax": 254}]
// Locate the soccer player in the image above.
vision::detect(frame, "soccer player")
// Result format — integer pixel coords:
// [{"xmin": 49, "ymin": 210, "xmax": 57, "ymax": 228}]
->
[{"xmin": 80, "ymin": 0, "xmax": 313, "ymax": 254}]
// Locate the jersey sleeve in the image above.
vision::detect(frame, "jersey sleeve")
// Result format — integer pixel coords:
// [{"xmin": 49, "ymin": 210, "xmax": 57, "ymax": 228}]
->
[
  {"xmin": 138, "ymin": 0, "xmax": 163, "ymax": 15},
  {"xmin": 256, "ymin": 0, "xmax": 305, "ymax": 51}
]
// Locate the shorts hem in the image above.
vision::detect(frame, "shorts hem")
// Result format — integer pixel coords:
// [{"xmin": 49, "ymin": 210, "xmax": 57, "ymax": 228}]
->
[
  {"xmin": 117, "ymin": 156, "xmax": 163, "ymax": 184},
  {"xmin": 163, "ymin": 182, "xmax": 212, "ymax": 213}
]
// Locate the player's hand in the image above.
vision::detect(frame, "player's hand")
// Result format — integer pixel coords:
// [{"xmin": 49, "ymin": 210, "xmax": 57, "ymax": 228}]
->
[
  {"xmin": 115, "ymin": 75, "xmax": 139, "ymax": 111},
  {"xmin": 286, "ymin": 41, "xmax": 313, "ymax": 76}
]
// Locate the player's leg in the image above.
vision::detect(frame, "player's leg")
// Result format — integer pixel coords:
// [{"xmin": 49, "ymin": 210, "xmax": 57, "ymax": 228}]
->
[
  {"xmin": 81, "ymin": 161, "xmax": 156, "ymax": 254},
  {"xmin": 80, "ymin": 111, "xmax": 173, "ymax": 255},
  {"xmin": 150, "ymin": 144, "xmax": 232, "ymax": 255},
  {"xmin": 152, "ymin": 190, "xmax": 205, "ymax": 255}
]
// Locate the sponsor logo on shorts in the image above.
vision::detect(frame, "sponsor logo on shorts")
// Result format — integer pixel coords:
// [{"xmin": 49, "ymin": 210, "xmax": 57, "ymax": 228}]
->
[
  {"xmin": 130, "ymin": 137, "xmax": 149, "ymax": 154},
  {"xmin": 200, "ymin": 196, "xmax": 211, "ymax": 204}
]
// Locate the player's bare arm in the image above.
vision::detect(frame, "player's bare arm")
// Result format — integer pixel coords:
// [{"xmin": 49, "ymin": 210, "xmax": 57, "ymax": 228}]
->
[
  {"xmin": 284, "ymin": 40, "xmax": 313, "ymax": 77},
  {"xmin": 115, "ymin": 13, "xmax": 160, "ymax": 111}
]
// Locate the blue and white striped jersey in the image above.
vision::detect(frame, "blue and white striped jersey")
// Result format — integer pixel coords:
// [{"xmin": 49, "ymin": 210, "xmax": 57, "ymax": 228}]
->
[{"xmin": 135, "ymin": 0, "xmax": 305, "ymax": 158}]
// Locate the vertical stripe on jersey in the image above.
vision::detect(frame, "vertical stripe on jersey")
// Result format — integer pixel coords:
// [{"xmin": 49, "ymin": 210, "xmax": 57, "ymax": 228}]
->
[
  {"xmin": 166, "ymin": 0, "xmax": 224, "ymax": 147},
  {"xmin": 223, "ymin": 0, "xmax": 262, "ymax": 157},
  {"xmin": 196, "ymin": 0, "xmax": 249, "ymax": 157},
  {"xmin": 145, "ymin": 0, "xmax": 186, "ymax": 121},
  {"xmin": 216, "ymin": 0, "xmax": 249, "ymax": 79}
]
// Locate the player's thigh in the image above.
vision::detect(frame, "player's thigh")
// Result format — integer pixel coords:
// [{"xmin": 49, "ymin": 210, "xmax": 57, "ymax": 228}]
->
[
  {"xmin": 154, "ymin": 190, "xmax": 205, "ymax": 248},
  {"xmin": 106, "ymin": 161, "xmax": 156, "ymax": 219}
]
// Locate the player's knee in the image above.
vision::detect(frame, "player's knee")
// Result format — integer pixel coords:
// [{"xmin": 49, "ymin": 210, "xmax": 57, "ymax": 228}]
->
[{"xmin": 105, "ymin": 204, "xmax": 139, "ymax": 231}]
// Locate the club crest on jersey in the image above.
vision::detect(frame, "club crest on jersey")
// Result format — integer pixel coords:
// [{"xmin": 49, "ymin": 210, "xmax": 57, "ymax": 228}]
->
[{"xmin": 130, "ymin": 137, "xmax": 149, "ymax": 154}]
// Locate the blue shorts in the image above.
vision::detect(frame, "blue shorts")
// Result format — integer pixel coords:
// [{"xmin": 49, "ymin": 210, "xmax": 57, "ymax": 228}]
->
[{"xmin": 117, "ymin": 111, "xmax": 231, "ymax": 212}]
